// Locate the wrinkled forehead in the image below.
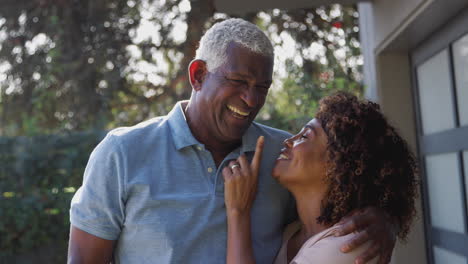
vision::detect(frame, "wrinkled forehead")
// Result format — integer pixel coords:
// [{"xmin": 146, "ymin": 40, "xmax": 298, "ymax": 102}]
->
[{"xmin": 221, "ymin": 42, "xmax": 273, "ymax": 79}]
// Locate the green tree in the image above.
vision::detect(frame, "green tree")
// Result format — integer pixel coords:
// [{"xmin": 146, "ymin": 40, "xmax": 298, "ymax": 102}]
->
[
  {"xmin": 0, "ymin": 0, "xmax": 362, "ymax": 136},
  {"xmin": 257, "ymin": 5, "xmax": 363, "ymax": 132}
]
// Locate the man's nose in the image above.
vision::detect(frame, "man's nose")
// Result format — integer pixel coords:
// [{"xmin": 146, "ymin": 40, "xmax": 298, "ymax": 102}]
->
[{"xmin": 240, "ymin": 86, "xmax": 259, "ymax": 108}]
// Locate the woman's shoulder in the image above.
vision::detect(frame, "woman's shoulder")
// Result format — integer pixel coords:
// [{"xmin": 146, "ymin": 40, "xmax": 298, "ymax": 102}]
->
[
  {"xmin": 273, "ymin": 221, "xmax": 302, "ymax": 264},
  {"xmin": 291, "ymin": 224, "xmax": 378, "ymax": 264},
  {"xmin": 283, "ymin": 221, "xmax": 302, "ymax": 241}
]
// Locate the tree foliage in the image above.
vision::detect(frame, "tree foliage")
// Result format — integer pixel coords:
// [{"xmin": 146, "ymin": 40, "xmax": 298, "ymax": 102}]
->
[
  {"xmin": 0, "ymin": 0, "xmax": 362, "ymax": 136},
  {"xmin": 0, "ymin": 131, "xmax": 105, "ymax": 262}
]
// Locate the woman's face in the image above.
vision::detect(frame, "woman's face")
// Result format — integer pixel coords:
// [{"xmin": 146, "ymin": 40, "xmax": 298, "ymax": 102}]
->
[{"xmin": 272, "ymin": 118, "xmax": 328, "ymax": 188}]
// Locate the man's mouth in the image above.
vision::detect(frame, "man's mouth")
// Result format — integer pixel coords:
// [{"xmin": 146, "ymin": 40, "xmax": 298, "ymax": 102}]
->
[{"xmin": 227, "ymin": 105, "xmax": 250, "ymax": 118}]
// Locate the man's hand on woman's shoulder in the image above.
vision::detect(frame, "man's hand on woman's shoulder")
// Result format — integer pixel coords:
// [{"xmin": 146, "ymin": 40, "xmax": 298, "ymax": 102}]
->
[{"xmin": 334, "ymin": 207, "xmax": 397, "ymax": 264}]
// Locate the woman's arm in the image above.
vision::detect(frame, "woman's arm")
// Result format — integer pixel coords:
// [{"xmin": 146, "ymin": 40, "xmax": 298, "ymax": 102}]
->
[
  {"xmin": 226, "ymin": 210, "xmax": 256, "ymax": 264},
  {"xmin": 223, "ymin": 136, "xmax": 264, "ymax": 264}
]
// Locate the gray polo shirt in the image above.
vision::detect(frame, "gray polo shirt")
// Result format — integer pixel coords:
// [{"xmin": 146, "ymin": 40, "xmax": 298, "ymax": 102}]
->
[{"xmin": 70, "ymin": 101, "xmax": 294, "ymax": 263}]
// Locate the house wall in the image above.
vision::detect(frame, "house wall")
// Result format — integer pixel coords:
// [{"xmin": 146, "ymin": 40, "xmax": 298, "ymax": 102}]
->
[
  {"xmin": 371, "ymin": 0, "xmax": 432, "ymax": 53},
  {"xmin": 360, "ymin": 0, "xmax": 468, "ymax": 263},
  {"xmin": 358, "ymin": 2, "xmax": 437, "ymax": 264},
  {"xmin": 375, "ymin": 53, "xmax": 427, "ymax": 264}
]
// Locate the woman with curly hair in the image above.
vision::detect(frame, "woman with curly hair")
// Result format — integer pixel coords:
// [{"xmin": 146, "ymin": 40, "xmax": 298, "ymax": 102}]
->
[{"xmin": 223, "ymin": 92, "xmax": 419, "ymax": 264}]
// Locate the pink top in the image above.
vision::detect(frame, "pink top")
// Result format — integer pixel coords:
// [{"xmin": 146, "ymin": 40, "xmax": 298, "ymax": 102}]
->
[{"xmin": 273, "ymin": 221, "xmax": 379, "ymax": 264}]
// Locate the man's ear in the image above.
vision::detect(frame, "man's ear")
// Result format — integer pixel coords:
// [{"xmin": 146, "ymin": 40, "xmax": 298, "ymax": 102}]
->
[{"xmin": 188, "ymin": 59, "xmax": 207, "ymax": 91}]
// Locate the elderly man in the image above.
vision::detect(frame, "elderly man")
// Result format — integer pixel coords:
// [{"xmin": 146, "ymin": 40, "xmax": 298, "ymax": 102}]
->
[{"xmin": 68, "ymin": 18, "xmax": 395, "ymax": 264}]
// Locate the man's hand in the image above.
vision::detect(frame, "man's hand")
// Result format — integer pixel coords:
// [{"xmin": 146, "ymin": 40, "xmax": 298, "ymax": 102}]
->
[{"xmin": 335, "ymin": 207, "xmax": 397, "ymax": 264}]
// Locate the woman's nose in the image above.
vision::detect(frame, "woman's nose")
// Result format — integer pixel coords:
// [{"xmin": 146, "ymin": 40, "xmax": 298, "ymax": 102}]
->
[{"xmin": 283, "ymin": 137, "xmax": 293, "ymax": 148}]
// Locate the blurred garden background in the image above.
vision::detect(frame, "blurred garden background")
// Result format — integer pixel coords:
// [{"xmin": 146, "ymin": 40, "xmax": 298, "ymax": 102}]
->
[{"xmin": 0, "ymin": 0, "xmax": 364, "ymax": 262}]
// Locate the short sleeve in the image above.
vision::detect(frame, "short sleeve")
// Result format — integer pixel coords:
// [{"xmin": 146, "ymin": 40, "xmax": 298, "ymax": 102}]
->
[
  {"xmin": 70, "ymin": 133, "xmax": 127, "ymax": 240},
  {"xmin": 291, "ymin": 232, "xmax": 378, "ymax": 264}
]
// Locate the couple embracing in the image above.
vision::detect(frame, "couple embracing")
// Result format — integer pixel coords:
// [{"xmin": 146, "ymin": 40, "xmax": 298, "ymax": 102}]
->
[{"xmin": 68, "ymin": 18, "xmax": 417, "ymax": 264}]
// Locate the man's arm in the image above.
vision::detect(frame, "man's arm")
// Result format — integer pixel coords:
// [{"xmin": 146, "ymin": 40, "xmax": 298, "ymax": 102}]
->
[
  {"xmin": 68, "ymin": 134, "xmax": 125, "ymax": 263},
  {"xmin": 335, "ymin": 207, "xmax": 398, "ymax": 264},
  {"xmin": 68, "ymin": 226, "xmax": 115, "ymax": 264}
]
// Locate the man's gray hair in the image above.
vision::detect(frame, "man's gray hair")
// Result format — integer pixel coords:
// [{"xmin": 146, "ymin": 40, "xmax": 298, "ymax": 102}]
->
[{"xmin": 195, "ymin": 18, "xmax": 274, "ymax": 71}]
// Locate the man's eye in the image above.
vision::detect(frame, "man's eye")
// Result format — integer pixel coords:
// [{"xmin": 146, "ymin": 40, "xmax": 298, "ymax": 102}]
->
[{"xmin": 228, "ymin": 78, "xmax": 245, "ymax": 84}]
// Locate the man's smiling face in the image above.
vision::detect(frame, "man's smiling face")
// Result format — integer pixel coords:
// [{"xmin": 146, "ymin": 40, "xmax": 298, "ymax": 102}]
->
[{"xmin": 197, "ymin": 42, "xmax": 273, "ymax": 143}]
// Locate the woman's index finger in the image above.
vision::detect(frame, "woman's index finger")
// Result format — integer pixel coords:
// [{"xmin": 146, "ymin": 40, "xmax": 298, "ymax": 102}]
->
[{"xmin": 251, "ymin": 136, "xmax": 265, "ymax": 173}]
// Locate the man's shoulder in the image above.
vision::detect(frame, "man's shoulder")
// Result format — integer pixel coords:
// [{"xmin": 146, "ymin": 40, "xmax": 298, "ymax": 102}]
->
[
  {"xmin": 105, "ymin": 115, "xmax": 170, "ymax": 146},
  {"xmin": 112, "ymin": 115, "xmax": 169, "ymax": 136},
  {"xmin": 251, "ymin": 122, "xmax": 292, "ymax": 141}
]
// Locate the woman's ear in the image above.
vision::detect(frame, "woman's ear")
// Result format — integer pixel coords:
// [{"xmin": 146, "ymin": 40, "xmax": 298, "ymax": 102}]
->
[{"xmin": 188, "ymin": 60, "xmax": 207, "ymax": 91}]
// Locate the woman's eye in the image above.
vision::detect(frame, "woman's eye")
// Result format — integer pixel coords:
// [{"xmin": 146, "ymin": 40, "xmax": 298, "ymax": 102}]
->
[{"xmin": 301, "ymin": 135, "xmax": 308, "ymax": 139}]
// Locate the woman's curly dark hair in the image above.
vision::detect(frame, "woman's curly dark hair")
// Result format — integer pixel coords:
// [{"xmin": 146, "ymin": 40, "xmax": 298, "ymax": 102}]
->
[{"xmin": 315, "ymin": 92, "xmax": 419, "ymax": 240}]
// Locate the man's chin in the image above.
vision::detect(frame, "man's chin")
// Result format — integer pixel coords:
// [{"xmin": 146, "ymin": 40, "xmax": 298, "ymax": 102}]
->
[
  {"xmin": 223, "ymin": 124, "xmax": 251, "ymax": 139},
  {"xmin": 223, "ymin": 130, "xmax": 247, "ymax": 142}
]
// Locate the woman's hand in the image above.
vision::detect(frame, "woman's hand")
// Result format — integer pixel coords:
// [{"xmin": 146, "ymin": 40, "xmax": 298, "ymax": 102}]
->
[
  {"xmin": 223, "ymin": 136, "xmax": 264, "ymax": 264},
  {"xmin": 223, "ymin": 136, "xmax": 264, "ymax": 216}
]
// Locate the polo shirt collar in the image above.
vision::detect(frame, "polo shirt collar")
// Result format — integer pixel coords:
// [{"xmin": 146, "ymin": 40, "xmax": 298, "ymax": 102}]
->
[
  {"xmin": 240, "ymin": 122, "xmax": 262, "ymax": 154},
  {"xmin": 167, "ymin": 100, "xmax": 262, "ymax": 153},
  {"xmin": 167, "ymin": 101, "xmax": 201, "ymax": 150}
]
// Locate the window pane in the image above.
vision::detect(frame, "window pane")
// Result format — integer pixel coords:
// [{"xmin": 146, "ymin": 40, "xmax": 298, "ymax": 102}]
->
[
  {"xmin": 417, "ymin": 49, "xmax": 456, "ymax": 134},
  {"xmin": 453, "ymin": 34, "xmax": 468, "ymax": 127},
  {"xmin": 464, "ymin": 151, "xmax": 468, "ymax": 207},
  {"xmin": 426, "ymin": 153, "xmax": 465, "ymax": 233},
  {"xmin": 433, "ymin": 246, "xmax": 466, "ymax": 264}
]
